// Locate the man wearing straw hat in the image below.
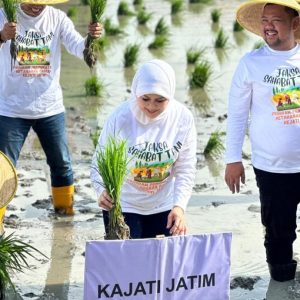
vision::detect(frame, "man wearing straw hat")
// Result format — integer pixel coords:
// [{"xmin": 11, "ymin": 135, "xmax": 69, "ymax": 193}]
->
[
  {"xmin": 0, "ymin": 1, "xmax": 101, "ymax": 218},
  {"xmin": 225, "ymin": 0, "xmax": 300, "ymax": 282},
  {"xmin": 0, "ymin": 151, "xmax": 17, "ymax": 233}
]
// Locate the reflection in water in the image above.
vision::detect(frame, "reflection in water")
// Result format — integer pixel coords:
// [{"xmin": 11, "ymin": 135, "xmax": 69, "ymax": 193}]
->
[
  {"xmin": 84, "ymin": 96, "xmax": 103, "ymax": 120},
  {"xmin": 137, "ymin": 25, "xmax": 152, "ymax": 36},
  {"xmin": 215, "ymin": 48, "xmax": 228, "ymax": 65},
  {"xmin": 123, "ymin": 67, "xmax": 136, "ymax": 87},
  {"xmin": 189, "ymin": 88, "xmax": 211, "ymax": 115},
  {"xmin": 187, "ymin": 3, "xmax": 209, "ymax": 14},
  {"xmin": 266, "ymin": 277, "xmax": 300, "ymax": 299},
  {"xmin": 233, "ymin": 32, "xmax": 247, "ymax": 47},
  {"xmin": 40, "ymin": 219, "xmax": 75, "ymax": 300},
  {"xmin": 171, "ymin": 14, "xmax": 183, "ymax": 27},
  {"xmin": 148, "ymin": 47, "xmax": 168, "ymax": 59},
  {"xmin": 206, "ymin": 156, "xmax": 223, "ymax": 178},
  {"xmin": 211, "ymin": 22, "xmax": 219, "ymax": 33}
]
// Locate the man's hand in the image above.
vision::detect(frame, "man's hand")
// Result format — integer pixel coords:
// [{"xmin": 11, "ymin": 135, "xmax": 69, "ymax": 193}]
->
[
  {"xmin": 167, "ymin": 206, "xmax": 187, "ymax": 236},
  {"xmin": 225, "ymin": 162, "xmax": 245, "ymax": 194},
  {"xmin": 0, "ymin": 22, "xmax": 17, "ymax": 42},
  {"xmin": 88, "ymin": 22, "xmax": 102, "ymax": 39}
]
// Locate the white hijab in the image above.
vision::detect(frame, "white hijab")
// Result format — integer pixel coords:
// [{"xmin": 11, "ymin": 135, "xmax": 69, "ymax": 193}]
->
[{"xmin": 129, "ymin": 59, "xmax": 176, "ymax": 125}]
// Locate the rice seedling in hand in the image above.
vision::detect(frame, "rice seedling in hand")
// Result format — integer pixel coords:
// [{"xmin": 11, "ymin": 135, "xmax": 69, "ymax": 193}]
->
[
  {"xmin": 103, "ymin": 19, "xmax": 123, "ymax": 36},
  {"xmin": 171, "ymin": 0, "xmax": 183, "ymax": 14},
  {"xmin": 83, "ymin": 0, "xmax": 106, "ymax": 69},
  {"xmin": 233, "ymin": 20, "xmax": 243, "ymax": 32},
  {"xmin": 186, "ymin": 46, "xmax": 205, "ymax": 64},
  {"xmin": 0, "ymin": 232, "xmax": 47, "ymax": 298},
  {"xmin": 189, "ymin": 60, "xmax": 212, "ymax": 89},
  {"xmin": 1, "ymin": 0, "xmax": 18, "ymax": 70},
  {"xmin": 85, "ymin": 75, "xmax": 104, "ymax": 97},
  {"xmin": 155, "ymin": 17, "xmax": 169, "ymax": 36},
  {"xmin": 204, "ymin": 131, "xmax": 225, "ymax": 159},
  {"xmin": 211, "ymin": 8, "xmax": 221, "ymax": 23},
  {"xmin": 96, "ymin": 136, "xmax": 130, "ymax": 240},
  {"xmin": 136, "ymin": 9, "xmax": 152, "ymax": 25},
  {"xmin": 124, "ymin": 44, "xmax": 140, "ymax": 67},
  {"xmin": 253, "ymin": 40, "xmax": 265, "ymax": 49},
  {"xmin": 214, "ymin": 28, "xmax": 229, "ymax": 48},
  {"xmin": 133, "ymin": 0, "xmax": 143, "ymax": 6},
  {"xmin": 148, "ymin": 35, "xmax": 169, "ymax": 49},
  {"xmin": 117, "ymin": 1, "xmax": 134, "ymax": 16}
]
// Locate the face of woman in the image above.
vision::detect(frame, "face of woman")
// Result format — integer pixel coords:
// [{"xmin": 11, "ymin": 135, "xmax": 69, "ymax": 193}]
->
[{"xmin": 137, "ymin": 94, "xmax": 169, "ymax": 119}]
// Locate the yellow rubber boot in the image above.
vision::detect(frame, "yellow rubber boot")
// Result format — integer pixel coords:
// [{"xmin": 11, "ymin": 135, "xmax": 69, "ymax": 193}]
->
[
  {"xmin": 0, "ymin": 206, "xmax": 6, "ymax": 234},
  {"xmin": 52, "ymin": 185, "xmax": 75, "ymax": 216}
]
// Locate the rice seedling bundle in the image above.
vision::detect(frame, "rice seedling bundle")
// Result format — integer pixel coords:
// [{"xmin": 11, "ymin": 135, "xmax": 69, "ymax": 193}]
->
[
  {"xmin": 83, "ymin": 0, "xmax": 106, "ymax": 69},
  {"xmin": 0, "ymin": 233, "xmax": 47, "ymax": 299},
  {"xmin": 96, "ymin": 136, "xmax": 130, "ymax": 240},
  {"xmin": 1, "ymin": 0, "xmax": 18, "ymax": 70}
]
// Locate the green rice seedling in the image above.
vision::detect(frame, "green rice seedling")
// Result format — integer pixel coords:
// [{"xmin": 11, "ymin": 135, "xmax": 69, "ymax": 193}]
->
[
  {"xmin": 133, "ymin": 0, "xmax": 143, "ymax": 5},
  {"xmin": 85, "ymin": 75, "xmax": 104, "ymax": 97},
  {"xmin": 94, "ymin": 35, "xmax": 109, "ymax": 51},
  {"xmin": 117, "ymin": 1, "xmax": 134, "ymax": 16},
  {"xmin": 1, "ymin": 0, "xmax": 18, "ymax": 70},
  {"xmin": 124, "ymin": 44, "xmax": 140, "ymax": 67},
  {"xmin": 233, "ymin": 20, "xmax": 243, "ymax": 32},
  {"xmin": 148, "ymin": 35, "xmax": 169, "ymax": 49},
  {"xmin": 67, "ymin": 6, "xmax": 78, "ymax": 19},
  {"xmin": 155, "ymin": 17, "xmax": 169, "ymax": 36},
  {"xmin": 103, "ymin": 19, "xmax": 123, "ymax": 36},
  {"xmin": 253, "ymin": 40, "xmax": 265, "ymax": 49},
  {"xmin": 204, "ymin": 131, "xmax": 225, "ymax": 159},
  {"xmin": 0, "ymin": 232, "xmax": 47, "ymax": 298},
  {"xmin": 171, "ymin": 0, "xmax": 183, "ymax": 15},
  {"xmin": 189, "ymin": 60, "xmax": 212, "ymax": 89},
  {"xmin": 214, "ymin": 28, "xmax": 229, "ymax": 48},
  {"xmin": 90, "ymin": 127, "xmax": 101, "ymax": 148},
  {"xmin": 83, "ymin": 0, "xmax": 106, "ymax": 69},
  {"xmin": 96, "ymin": 136, "xmax": 130, "ymax": 240},
  {"xmin": 211, "ymin": 8, "xmax": 221, "ymax": 23},
  {"xmin": 136, "ymin": 9, "xmax": 152, "ymax": 25},
  {"xmin": 186, "ymin": 46, "xmax": 205, "ymax": 64}
]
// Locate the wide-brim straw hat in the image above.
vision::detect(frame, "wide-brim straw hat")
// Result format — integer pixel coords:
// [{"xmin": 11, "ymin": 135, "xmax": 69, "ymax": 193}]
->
[
  {"xmin": 0, "ymin": 152, "xmax": 17, "ymax": 209},
  {"xmin": 21, "ymin": 0, "xmax": 68, "ymax": 4},
  {"xmin": 237, "ymin": 0, "xmax": 300, "ymax": 42}
]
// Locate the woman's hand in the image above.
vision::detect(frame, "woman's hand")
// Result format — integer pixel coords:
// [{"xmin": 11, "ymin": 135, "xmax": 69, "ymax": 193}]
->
[
  {"xmin": 98, "ymin": 190, "xmax": 114, "ymax": 210},
  {"xmin": 167, "ymin": 206, "xmax": 187, "ymax": 236}
]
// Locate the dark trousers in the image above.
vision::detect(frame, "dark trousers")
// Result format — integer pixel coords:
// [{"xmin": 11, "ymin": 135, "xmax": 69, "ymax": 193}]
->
[
  {"xmin": 103, "ymin": 210, "xmax": 172, "ymax": 239},
  {"xmin": 254, "ymin": 167, "xmax": 300, "ymax": 265}
]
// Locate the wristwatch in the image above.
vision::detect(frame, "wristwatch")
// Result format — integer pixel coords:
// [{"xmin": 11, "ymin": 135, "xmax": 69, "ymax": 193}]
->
[{"xmin": 0, "ymin": 31, "xmax": 6, "ymax": 43}]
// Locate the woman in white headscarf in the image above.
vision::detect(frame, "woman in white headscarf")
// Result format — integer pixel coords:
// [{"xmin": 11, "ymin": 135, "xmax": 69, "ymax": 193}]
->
[{"xmin": 91, "ymin": 59, "xmax": 197, "ymax": 239}]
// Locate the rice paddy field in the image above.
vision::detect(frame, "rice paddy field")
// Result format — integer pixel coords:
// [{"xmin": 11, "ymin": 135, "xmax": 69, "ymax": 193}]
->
[{"xmin": 3, "ymin": 0, "xmax": 300, "ymax": 299}]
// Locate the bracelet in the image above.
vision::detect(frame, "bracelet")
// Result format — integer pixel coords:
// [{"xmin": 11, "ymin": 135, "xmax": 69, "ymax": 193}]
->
[{"xmin": 0, "ymin": 31, "xmax": 6, "ymax": 43}]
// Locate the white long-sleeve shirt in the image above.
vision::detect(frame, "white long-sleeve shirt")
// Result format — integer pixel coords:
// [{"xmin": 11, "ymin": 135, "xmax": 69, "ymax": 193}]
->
[
  {"xmin": 226, "ymin": 44, "xmax": 300, "ymax": 173},
  {"xmin": 0, "ymin": 5, "xmax": 85, "ymax": 119},
  {"xmin": 91, "ymin": 100, "xmax": 197, "ymax": 214}
]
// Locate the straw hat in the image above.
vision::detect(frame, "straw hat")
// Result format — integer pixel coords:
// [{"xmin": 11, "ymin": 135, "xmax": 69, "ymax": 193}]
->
[
  {"xmin": 236, "ymin": 0, "xmax": 300, "ymax": 42},
  {"xmin": 21, "ymin": 0, "xmax": 69, "ymax": 4},
  {"xmin": 0, "ymin": 152, "xmax": 17, "ymax": 209}
]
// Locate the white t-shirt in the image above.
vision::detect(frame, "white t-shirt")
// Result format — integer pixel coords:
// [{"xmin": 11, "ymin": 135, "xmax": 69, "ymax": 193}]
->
[
  {"xmin": 0, "ymin": 5, "xmax": 85, "ymax": 119},
  {"xmin": 90, "ymin": 100, "xmax": 197, "ymax": 214},
  {"xmin": 226, "ymin": 44, "xmax": 300, "ymax": 173}
]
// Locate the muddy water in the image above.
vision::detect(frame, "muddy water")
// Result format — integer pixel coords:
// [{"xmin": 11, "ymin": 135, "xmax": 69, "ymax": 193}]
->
[{"xmin": 9, "ymin": 0, "xmax": 300, "ymax": 299}]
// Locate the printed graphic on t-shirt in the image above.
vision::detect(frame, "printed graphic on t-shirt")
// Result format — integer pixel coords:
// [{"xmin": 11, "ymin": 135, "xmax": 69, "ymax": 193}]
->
[
  {"xmin": 127, "ymin": 141, "xmax": 182, "ymax": 194},
  {"xmin": 13, "ymin": 30, "xmax": 53, "ymax": 77},
  {"xmin": 264, "ymin": 67, "xmax": 300, "ymax": 125}
]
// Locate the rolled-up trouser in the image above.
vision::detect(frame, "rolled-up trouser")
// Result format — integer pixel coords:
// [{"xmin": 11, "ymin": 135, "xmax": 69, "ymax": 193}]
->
[{"xmin": 254, "ymin": 167, "xmax": 300, "ymax": 265}]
